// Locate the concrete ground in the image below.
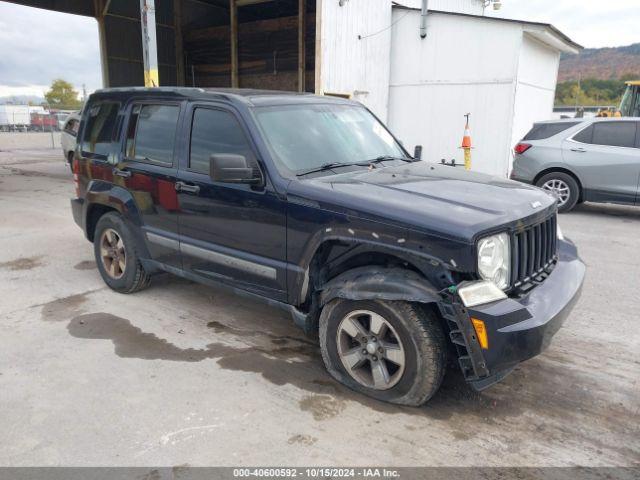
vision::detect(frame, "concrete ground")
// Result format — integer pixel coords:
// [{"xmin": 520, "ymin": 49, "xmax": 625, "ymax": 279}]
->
[{"xmin": 0, "ymin": 145, "xmax": 638, "ymax": 467}]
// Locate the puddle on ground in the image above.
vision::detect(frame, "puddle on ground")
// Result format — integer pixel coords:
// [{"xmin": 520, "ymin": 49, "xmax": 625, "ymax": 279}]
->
[
  {"xmin": 62, "ymin": 310, "xmax": 521, "ymax": 427},
  {"xmin": 38, "ymin": 282, "xmax": 640, "ymax": 455},
  {"xmin": 40, "ymin": 291, "xmax": 90, "ymax": 321},
  {"xmin": 0, "ymin": 256, "xmax": 44, "ymax": 271},
  {"xmin": 74, "ymin": 260, "xmax": 97, "ymax": 270},
  {"xmin": 299, "ymin": 394, "xmax": 346, "ymax": 421}
]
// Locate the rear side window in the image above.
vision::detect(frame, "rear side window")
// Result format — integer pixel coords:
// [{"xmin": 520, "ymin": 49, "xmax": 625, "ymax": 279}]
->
[
  {"xmin": 591, "ymin": 122, "xmax": 636, "ymax": 148},
  {"xmin": 189, "ymin": 108, "xmax": 255, "ymax": 174},
  {"xmin": 523, "ymin": 122, "xmax": 579, "ymax": 141},
  {"xmin": 81, "ymin": 102, "xmax": 119, "ymax": 157},
  {"xmin": 125, "ymin": 104, "xmax": 179, "ymax": 165},
  {"xmin": 64, "ymin": 119, "xmax": 79, "ymax": 136}
]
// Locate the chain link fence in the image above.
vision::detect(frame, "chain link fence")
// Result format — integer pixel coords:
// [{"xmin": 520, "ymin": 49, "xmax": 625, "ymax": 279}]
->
[{"xmin": 0, "ymin": 108, "xmax": 70, "ymax": 150}]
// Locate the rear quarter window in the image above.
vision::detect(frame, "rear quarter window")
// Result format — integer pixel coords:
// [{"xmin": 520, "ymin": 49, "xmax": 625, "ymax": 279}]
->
[
  {"xmin": 523, "ymin": 122, "xmax": 580, "ymax": 141},
  {"xmin": 81, "ymin": 102, "xmax": 120, "ymax": 158}
]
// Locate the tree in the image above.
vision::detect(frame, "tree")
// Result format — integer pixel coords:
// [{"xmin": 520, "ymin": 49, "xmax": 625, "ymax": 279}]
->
[{"xmin": 45, "ymin": 79, "xmax": 81, "ymax": 109}]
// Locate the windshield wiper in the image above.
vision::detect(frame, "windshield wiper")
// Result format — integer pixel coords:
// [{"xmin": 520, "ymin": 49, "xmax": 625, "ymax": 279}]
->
[
  {"xmin": 296, "ymin": 156, "xmax": 415, "ymax": 177},
  {"xmin": 296, "ymin": 162, "xmax": 368, "ymax": 177},
  {"xmin": 365, "ymin": 155, "xmax": 415, "ymax": 164}
]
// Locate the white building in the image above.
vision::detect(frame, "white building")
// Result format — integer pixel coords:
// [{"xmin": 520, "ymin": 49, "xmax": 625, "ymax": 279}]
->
[{"xmin": 316, "ymin": 0, "xmax": 581, "ymax": 176}]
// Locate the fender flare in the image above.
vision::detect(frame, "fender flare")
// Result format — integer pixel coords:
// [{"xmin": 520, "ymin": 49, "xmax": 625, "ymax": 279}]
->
[
  {"xmin": 319, "ymin": 266, "xmax": 441, "ymax": 306},
  {"xmin": 83, "ymin": 181, "xmax": 151, "ymax": 259}
]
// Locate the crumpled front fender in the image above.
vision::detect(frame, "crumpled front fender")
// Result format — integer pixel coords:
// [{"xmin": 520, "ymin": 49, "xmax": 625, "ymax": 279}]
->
[{"xmin": 319, "ymin": 266, "xmax": 441, "ymax": 306}]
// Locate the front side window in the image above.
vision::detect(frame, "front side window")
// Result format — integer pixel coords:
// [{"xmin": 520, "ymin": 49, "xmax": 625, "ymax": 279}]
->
[
  {"xmin": 253, "ymin": 104, "xmax": 406, "ymax": 175},
  {"xmin": 81, "ymin": 102, "xmax": 119, "ymax": 157},
  {"xmin": 189, "ymin": 108, "xmax": 256, "ymax": 174},
  {"xmin": 125, "ymin": 104, "xmax": 179, "ymax": 165},
  {"xmin": 591, "ymin": 122, "xmax": 636, "ymax": 148}
]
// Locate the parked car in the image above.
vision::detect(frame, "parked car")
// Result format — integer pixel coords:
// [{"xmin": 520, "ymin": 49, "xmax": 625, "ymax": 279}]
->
[
  {"xmin": 512, "ymin": 118, "xmax": 640, "ymax": 212},
  {"xmin": 61, "ymin": 111, "xmax": 81, "ymax": 171},
  {"xmin": 70, "ymin": 88, "xmax": 584, "ymax": 406}
]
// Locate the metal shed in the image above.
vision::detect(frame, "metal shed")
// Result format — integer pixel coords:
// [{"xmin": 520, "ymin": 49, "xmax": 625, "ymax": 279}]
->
[{"xmin": 387, "ymin": 5, "xmax": 582, "ymax": 176}]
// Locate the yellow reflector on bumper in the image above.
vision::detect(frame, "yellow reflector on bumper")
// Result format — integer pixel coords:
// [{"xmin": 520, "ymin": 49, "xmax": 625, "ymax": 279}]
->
[{"xmin": 471, "ymin": 318, "xmax": 489, "ymax": 349}]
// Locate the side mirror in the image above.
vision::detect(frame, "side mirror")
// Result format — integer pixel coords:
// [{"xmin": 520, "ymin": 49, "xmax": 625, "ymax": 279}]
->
[
  {"xmin": 209, "ymin": 154, "xmax": 261, "ymax": 184},
  {"xmin": 413, "ymin": 145, "xmax": 423, "ymax": 160}
]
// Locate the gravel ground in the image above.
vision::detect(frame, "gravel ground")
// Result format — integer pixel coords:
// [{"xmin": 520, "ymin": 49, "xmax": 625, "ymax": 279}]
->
[{"xmin": 0, "ymin": 148, "xmax": 638, "ymax": 468}]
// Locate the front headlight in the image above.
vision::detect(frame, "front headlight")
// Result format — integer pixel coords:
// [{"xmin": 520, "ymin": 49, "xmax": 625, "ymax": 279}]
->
[{"xmin": 477, "ymin": 232, "xmax": 511, "ymax": 290}]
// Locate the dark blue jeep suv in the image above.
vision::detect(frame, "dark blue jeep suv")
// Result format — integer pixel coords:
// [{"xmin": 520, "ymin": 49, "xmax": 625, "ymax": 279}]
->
[{"xmin": 70, "ymin": 88, "xmax": 585, "ymax": 405}]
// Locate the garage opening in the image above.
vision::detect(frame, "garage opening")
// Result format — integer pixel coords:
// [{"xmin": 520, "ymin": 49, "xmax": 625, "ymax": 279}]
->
[{"xmin": 181, "ymin": 0, "xmax": 316, "ymax": 92}]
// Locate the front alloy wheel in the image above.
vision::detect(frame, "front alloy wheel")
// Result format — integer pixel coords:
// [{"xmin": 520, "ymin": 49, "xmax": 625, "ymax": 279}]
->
[
  {"xmin": 319, "ymin": 299, "xmax": 446, "ymax": 406},
  {"xmin": 336, "ymin": 310, "xmax": 406, "ymax": 390}
]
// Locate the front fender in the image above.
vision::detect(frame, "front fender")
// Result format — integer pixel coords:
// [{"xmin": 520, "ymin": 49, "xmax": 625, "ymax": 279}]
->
[{"xmin": 319, "ymin": 266, "xmax": 441, "ymax": 306}]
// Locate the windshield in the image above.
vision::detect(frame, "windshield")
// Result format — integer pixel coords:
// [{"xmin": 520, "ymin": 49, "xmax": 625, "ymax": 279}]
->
[{"xmin": 253, "ymin": 104, "xmax": 407, "ymax": 175}]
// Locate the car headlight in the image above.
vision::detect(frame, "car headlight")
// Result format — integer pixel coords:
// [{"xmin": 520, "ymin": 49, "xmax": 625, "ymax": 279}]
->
[{"xmin": 477, "ymin": 232, "xmax": 511, "ymax": 290}]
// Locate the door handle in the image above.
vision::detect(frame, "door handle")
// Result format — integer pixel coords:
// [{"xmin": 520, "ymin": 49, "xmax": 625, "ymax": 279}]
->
[
  {"xmin": 112, "ymin": 168, "xmax": 131, "ymax": 178},
  {"xmin": 570, "ymin": 148, "xmax": 586, "ymax": 153},
  {"xmin": 175, "ymin": 181, "xmax": 200, "ymax": 194}
]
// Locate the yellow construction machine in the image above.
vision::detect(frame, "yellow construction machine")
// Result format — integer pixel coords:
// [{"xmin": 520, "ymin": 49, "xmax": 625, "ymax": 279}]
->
[{"xmin": 619, "ymin": 80, "xmax": 640, "ymax": 117}]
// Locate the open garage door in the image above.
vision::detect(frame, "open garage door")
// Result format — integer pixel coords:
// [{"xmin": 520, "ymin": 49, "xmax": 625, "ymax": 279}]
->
[{"xmin": 182, "ymin": 0, "xmax": 315, "ymax": 92}]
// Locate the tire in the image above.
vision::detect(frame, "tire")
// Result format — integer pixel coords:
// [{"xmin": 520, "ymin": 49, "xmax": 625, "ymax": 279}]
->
[
  {"xmin": 319, "ymin": 299, "xmax": 446, "ymax": 406},
  {"xmin": 93, "ymin": 212, "xmax": 151, "ymax": 294},
  {"xmin": 536, "ymin": 172, "xmax": 579, "ymax": 213}
]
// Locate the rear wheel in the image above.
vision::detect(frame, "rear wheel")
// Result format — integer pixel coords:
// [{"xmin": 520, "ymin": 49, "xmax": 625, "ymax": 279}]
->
[
  {"xmin": 536, "ymin": 172, "xmax": 579, "ymax": 213},
  {"xmin": 93, "ymin": 212, "xmax": 150, "ymax": 293},
  {"xmin": 319, "ymin": 299, "xmax": 446, "ymax": 406}
]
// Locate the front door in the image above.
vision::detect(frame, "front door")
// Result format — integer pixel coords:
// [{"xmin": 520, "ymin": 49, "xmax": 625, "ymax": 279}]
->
[
  {"xmin": 563, "ymin": 121, "xmax": 640, "ymax": 205},
  {"xmin": 176, "ymin": 104, "xmax": 288, "ymax": 301}
]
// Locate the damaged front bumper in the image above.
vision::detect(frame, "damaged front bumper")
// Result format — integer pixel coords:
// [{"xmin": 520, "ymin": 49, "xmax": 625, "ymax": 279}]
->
[{"xmin": 439, "ymin": 237, "xmax": 585, "ymax": 391}]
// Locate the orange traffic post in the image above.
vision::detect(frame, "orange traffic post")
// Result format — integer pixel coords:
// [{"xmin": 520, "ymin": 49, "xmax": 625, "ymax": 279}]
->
[{"xmin": 461, "ymin": 113, "xmax": 472, "ymax": 171}]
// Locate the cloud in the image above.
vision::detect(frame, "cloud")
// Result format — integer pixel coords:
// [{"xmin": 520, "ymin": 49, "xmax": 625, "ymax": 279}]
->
[
  {"xmin": 0, "ymin": 3, "xmax": 101, "ymax": 93},
  {"xmin": 487, "ymin": 0, "xmax": 640, "ymax": 48}
]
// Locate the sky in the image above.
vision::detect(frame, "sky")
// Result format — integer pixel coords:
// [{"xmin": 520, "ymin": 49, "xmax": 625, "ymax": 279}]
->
[
  {"xmin": 486, "ymin": 0, "xmax": 640, "ymax": 49},
  {"xmin": 0, "ymin": 0, "xmax": 639, "ymax": 98},
  {"xmin": 0, "ymin": 3, "xmax": 101, "ymax": 99}
]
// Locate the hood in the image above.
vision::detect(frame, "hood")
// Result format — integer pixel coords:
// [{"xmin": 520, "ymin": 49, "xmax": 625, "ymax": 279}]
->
[{"xmin": 289, "ymin": 162, "xmax": 556, "ymax": 242}]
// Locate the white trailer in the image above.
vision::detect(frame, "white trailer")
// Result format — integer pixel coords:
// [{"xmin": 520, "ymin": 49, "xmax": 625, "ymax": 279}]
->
[{"xmin": 0, "ymin": 105, "xmax": 32, "ymax": 132}]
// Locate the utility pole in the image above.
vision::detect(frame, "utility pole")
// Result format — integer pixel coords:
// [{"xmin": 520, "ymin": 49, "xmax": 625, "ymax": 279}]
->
[{"xmin": 140, "ymin": 0, "xmax": 159, "ymax": 87}]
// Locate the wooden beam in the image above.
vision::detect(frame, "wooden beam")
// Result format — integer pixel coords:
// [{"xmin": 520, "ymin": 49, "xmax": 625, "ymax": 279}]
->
[
  {"xmin": 174, "ymin": 0, "xmax": 185, "ymax": 85},
  {"xmin": 94, "ymin": 0, "xmax": 110, "ymax": 87},
  {"xmin": 314, "ymin": 0, "xmax": 322, "ymax": 94},
  {"xmin": 184, "ymin": 15, "xmax": 315, "ymax": 43},
  {"xmin": 230, "ymin": 0, "xmax": 238, "ymax": 87},
  {"xmin": 102, "ymin": 0, "xmax": 112, "ymax": 16},
  {"xmin": 236, "ymin": 0, "xmax": 274, "ymax": 6},
  {"xmin": 298, "ymin": 0, "xmax": 306, "ymax": 92}
]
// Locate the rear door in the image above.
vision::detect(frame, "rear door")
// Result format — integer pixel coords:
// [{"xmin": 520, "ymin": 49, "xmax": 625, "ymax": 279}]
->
[
  {"xmin": 562, "ymin": 121, "xmax": 640, "ymax": 205},
  {"xmin": 175, "ymin": 103, "xmax": 288, "ymax": 301},
  {"xmin": 116, "ymin": 101, "xmax": 183, "ymax": 267}
]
